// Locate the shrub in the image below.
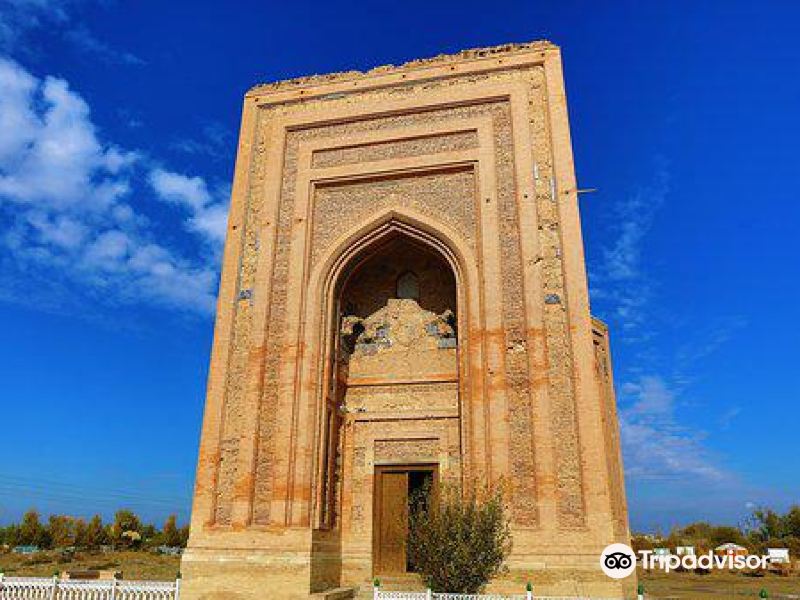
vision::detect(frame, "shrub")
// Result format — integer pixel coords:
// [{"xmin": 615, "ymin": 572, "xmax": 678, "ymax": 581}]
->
[{"xmin": 406, "ymin": 481, "xmax": 511, "ymax": 593}]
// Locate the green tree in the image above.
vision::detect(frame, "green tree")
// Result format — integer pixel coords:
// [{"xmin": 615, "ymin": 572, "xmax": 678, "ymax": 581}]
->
[
  {"xmin": 83, "ymin": 515, "xmax": 108, "ymax": 548},
  {"xmin": 744, "ymin": 504, "xmax": 800, "ymax": 554},
  {"xmin": 667, "ymin": 520, "xmax": 749, "ymax": 553},
  {"xmin": 111, "ymin": 509, "xmax": 141, "ymax": 547},
  {"xmin": 74, "ymin": 518, "xmax": 88, "ymax": 548},
  {"xmin": 1, "ymin": 524, "xmax": 21, "ymax": 547},
  {"xmin": 113, "ymin": 509, "xmax": 142, "ymax": 534},
  {"xmin": 631, "ymin": 534, "xmax": 656, "ymax": 552},
  {"xmin": 178, "ymin": 524, "xmax": 190, "ymax": 548},
  {"xmin": 19, "ymin": 509, "xmax": 49, "ymax": 547},
  {"xmin": 750, "ymin": 508, "xmax": 784, "ymax": 541},
  {"xmin": 161, "ymin": 515, "xmax": 181, "ymax": 547},
  {"xmin": 781, "ymin": 505, "xmax": 800, "ymax": 537},
  {"xmin": 709, "ymin": 525, "xmax": 746, "ymax": 548},
  {"xmin": 103, "ymin": 523, "xmax": 115, "ymax": 545},
  {"xmin": 141, "ymin": 523, "xmax": 157, "ymax": 546},
  {"xmin": 668, "ymin": 521, "xmax": 714, "ymax": 550},
  {"xmin": 48, "ymin": 515, "xmax": 78, "ymax": 548},
  {"xmin": 407, "ymin": 482, "xmax": 511, "ymax": 593}
]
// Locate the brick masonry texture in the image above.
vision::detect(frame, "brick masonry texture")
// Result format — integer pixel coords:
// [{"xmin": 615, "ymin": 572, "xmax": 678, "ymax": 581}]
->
[
  {"xmin": 310, "ymin": 130, "xmax": 478, "ymax": 169},
  {"xmin": 181, "ymin": 41, "xmax": 634, "ymax": 600}
]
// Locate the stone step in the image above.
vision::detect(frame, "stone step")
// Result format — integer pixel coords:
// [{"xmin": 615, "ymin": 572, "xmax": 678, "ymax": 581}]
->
[
  {"xmin": 349, "ymin": 573, "xmax": 428, "ymax": 599},
  {"xmin": 369, "ymin": 573, "xmax": 428, "ymax": 591},
  {"xmin": 309, "ymin": 587, "xmax": 357, "ymax": 600}
]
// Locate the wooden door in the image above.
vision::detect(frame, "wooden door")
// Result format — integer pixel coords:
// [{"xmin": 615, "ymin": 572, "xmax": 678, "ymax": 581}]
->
[{"xmin": 374, "ymin": 469, "xmax": 409, "ymax": 574}]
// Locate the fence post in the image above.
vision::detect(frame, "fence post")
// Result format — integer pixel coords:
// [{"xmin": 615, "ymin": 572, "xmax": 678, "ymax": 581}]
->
[
  {"xmin": 426, "ymin": 588, "xmax": 432, "ymax": 600},
  {"xmin": 49, "ymin": 575, "xmax": 58, "ymax": 600},
  {"xmin": 109, "ymin": 573, "xmax": 118, "ymax": 600},
  {"xmin": 373, "ymin": 578, "xmax": 380, "ymax": 600},
  {"xmin": 637, "ymin": 582, "xmax": 644, "ymax": 600},
  {"xmin": 175, "ymin": 573, "xmax": 182, "ymax": 600},
  {"xmin": 526, "ymin": 581, "xmax": 533, "ymax": 600}
]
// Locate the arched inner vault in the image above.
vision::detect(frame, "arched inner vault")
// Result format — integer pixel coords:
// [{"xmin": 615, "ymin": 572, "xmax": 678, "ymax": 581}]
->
[
  {"xmin": 313, "ymin": 225, "xmax": 466, "ymax": 577},
  {"xmin": 337, "ymin": 235, "xmax": 458, "ymax": 402}
]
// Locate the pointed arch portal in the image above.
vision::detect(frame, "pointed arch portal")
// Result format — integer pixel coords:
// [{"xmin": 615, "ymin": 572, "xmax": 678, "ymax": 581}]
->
[
  {"xmin": 318, "ymin": 223, "xmax": 462, "ymax": 574},
  {"xmin": 297, "ymin": 212, "xmax": 484, "ymax": 579}
]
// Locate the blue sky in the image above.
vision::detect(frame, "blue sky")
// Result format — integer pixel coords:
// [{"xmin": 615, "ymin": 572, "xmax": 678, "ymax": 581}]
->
[{"xmin": 0, "ymin": 0, "xmax": 798, "ymax": 533}]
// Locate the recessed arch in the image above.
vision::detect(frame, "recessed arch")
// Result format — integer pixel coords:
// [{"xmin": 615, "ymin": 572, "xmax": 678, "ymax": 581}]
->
[
  {"xmin": 290, "ymin": 206, "xmax": 487, "ymax": 534},
  {"xmin": 310, "ymin": 207, "xmax": 477, "ymax": 298}
]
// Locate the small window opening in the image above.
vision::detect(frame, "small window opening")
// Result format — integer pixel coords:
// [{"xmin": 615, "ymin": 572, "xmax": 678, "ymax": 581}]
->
[{"xmin": 396, "ymin": 271, "xmax": 420, "ymax": 300}]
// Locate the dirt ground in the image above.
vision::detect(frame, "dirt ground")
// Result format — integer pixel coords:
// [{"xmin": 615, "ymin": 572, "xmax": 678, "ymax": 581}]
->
[
  {"xmin": 0, "ymin": 551, "xmax": 181, "ymax": 580},
  {"xmin": 639, "ymin": 567, "xmax": 800, "ymax": 600}
]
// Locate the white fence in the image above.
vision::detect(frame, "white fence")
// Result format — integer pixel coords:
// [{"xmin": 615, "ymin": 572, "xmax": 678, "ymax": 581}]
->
[
  {"xmin": 374, "ymin": 591, "xmax": 623, "ymax": 600},
  {"xmin": 0, "ymin": 577, "xmax": 179, "ymax": 600},
  {"xmin": 0, "ymin": 578, "xmax": 621, "ymax": 600}
]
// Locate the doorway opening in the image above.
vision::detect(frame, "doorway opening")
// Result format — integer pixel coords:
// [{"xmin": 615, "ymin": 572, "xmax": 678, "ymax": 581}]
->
[{"xmin": 373, "ymin": 464, "xmax": 437, "ymax": 576}]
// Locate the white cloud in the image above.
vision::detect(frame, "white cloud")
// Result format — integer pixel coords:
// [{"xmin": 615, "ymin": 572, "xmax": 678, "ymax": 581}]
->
[
  {"xmin": 624, "ymin": 375, "xmax": 674, "ymax": 417},
  {"xmin": 188, "ymin": 202, "xmax": 228, "ymax": 244},
  {"xmin": 148, "ymin": 169, "xmax": 211, "ymax": 210},
  {"xmin": 81, "ymin": 229, "xmax": 131, "ymax": 269},
  {"xmin": 0, "ymin": 1, "xmax": 143, "ymax": 65},
  {"xmin": 590, "ymin": 160, "xmax": 669, "ymax": 337},
  {"xmin": 171, "ymin": 121, "xmax": 232, "ymax": 160},
  {"xmin": 587, "ymin": 162, "xmax": 736, "ymax": 495},
  {"xmin": 619, "ymin": 374, "xmax": 726, "ymax": 482},
  {"xmin": 0, "ymin": 56, "xmax": 220, "ymax": 314},
  {"xmin": 148, "ymin": 168, "xmax": 229, "ymax": 245},
  {"xmin": 0, "ymin": 61, "xmax": 138, "ymax": 211},
  {"xmin": 0, "ymin": 54, "xmax": 38, "ymax": 160},
  {"xmin": 718, "ymin": 406, "xmax": 742, "ymax": 430},
  {"xmin": 63, "ymin": 26, "xmax": 144, "ymax": 66},
  {"xmin": 0, "ymin": 0, "xmax": 69, "ymax": 50},
  {"xmin": 602, "ymin": 161, "xmax": 669, "ymax": 283},
  {"xmin": 29, "ymin": 213, "xmax": 89, "ymax": 249},
  {"xmin": 676, "ymin": 316, "xmax": 748, "ymax": 366}
]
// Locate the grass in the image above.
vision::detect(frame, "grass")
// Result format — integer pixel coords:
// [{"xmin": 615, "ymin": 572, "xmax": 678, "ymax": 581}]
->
[
  {"xmin": 0, "ymin": 551, "xmax": 180, "ymax": 581},
  {"xmin": 639, "ymin": 567, "xmax": 800, "ymax": 600}
]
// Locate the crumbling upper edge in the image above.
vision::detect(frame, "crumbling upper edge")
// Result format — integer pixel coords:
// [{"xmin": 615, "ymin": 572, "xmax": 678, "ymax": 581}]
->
[
  {"xmin": 591, "ymin": 315, "xmax": 609, "ymax": 332},
  {"xmin": 247, "ymin": 40, "xmax": 558, "ymax": 96}
]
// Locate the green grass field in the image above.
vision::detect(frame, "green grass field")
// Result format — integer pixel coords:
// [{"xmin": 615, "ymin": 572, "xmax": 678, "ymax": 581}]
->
[
  {"xmin": 639, "ymin": 567, "xmax": 800, "ymax": 600},
  {"xmin": 0, "ymin": 551, "xmax": 181, "ymax": 581}
]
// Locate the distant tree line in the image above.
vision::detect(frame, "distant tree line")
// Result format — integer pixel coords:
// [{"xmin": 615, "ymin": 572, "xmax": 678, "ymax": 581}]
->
[
  {"xmin": 0, "ymin": 509, "xmax": 189, "ymax": 551},
  {"xmin": 633, "ymin": 505, "xmax": 800, "ymax": 556}
]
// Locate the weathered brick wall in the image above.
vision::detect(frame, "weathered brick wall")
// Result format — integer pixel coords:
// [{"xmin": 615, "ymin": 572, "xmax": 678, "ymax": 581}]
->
[
  {"xmin": 183, "ymin": 41, "xmax": 632, "ymax": 600},
  {"xmin": 592, "ymin": 319, "xmax": 629, "ymax": 540},
  {"xmin": 210, "ymin": 51, "xmax": 589, "ymax": 535}
]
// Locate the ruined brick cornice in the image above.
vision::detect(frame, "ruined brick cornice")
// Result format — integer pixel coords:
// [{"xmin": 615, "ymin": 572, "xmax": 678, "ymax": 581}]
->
[{"xmin": 246, "ymin": 40, "xmax": 559, "ymax": 102}]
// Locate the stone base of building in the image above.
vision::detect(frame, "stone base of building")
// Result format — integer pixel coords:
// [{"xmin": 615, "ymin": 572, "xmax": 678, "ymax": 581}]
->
[
  {"xmin": 181, "ymin": 548, "xmax": 314, "ymax": 600},
  {"xmin": 492, "ymin": 566, "xmax": 636, "ymax": 599},
  {"xmin": 181, "ymin": 544, "xmax": 636, "ymax": 600}
]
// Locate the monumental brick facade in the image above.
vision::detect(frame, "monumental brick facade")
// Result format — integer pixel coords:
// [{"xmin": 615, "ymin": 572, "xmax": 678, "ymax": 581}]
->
[{"xmin": 181, "ymin": 41, "xmax": 632, "ymax": 600}]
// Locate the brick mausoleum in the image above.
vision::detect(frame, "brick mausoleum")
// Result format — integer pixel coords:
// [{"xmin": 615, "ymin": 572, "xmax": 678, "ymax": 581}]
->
[{"xmin": 180, "ymin": 41, "xmax": 633, "ymax": 600}]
